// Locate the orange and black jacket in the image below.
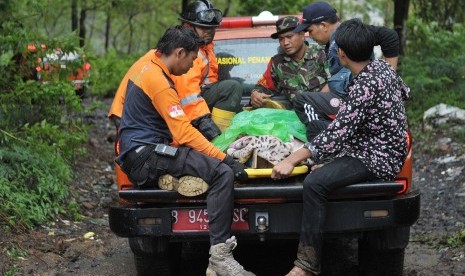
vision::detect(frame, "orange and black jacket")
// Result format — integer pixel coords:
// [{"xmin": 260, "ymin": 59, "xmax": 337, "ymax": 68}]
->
[
  {"xmin": 109, "ymin": 44, "xmax": 216, "ymax": 122},
  {"xmin": 116, "ymin": 53, "xmax": 225, "ymax": 164},
  {"xmin": 108, "ymin": 50, "xmax": 156, "ymax": 120}
]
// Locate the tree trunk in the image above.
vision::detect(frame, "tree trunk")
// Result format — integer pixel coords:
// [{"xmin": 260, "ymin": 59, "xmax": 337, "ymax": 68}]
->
[
  {"xmin": 182, "ymin": 0, "xmax": 189, "ymax": 13},
  {"xmin": 393, "ymin": 0, "xmax": 410, "ymax": 55},
  {"xmin": 385, "ymin": 0, "xmax": 390, "ymax": 27},
  {"xmin": 105, "ymin": 12, "xmax": 111, "ymax": 52},
  {"xmin": 71, "ymin": 0, "xmax": 78, "ymax": 32},
  {"xmin": 127, "ymin": 14, "xmax": 134, "ymax": 54},
  {"xmin": 223, "ymin": 0, "xmax": 231, "ymax": 17},
  {"xmin": 79, "ymin": 4, "xmax": 87, "ymax": 47}
]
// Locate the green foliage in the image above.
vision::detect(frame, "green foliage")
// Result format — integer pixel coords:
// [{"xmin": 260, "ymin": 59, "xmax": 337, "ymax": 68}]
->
[
  {"xmin": 4, "ymin": 245, "xmax": 27, "ymax": 260},
  {"xmin": 238, "ymin": 0, "xmax": 387, "ymax": 25},
  {"xmin": 413, "ymin": 0, "xmax": 465, "ymax": 29},
  {"xmin": 1, "ymin": 16, "xmax": 87, "ymax": 231},
  {"xmin": 23, "ymin": 120, "xmax": 88, "ymax": 162},
  {"xmin": 1, "ymin": 245, "xmax": 25, "ymax": 275},
  {"xmin": 1, "ymin": 81, "xmax": 82, "ymax": 128},
  {"xmin": 446, "ymin": 228, "xmax": 465, "ymax": 248},
  {"xmin": 88, "ymin": 49, "xmax": 138, "ymax": 98},
  {"xmin": 239, "ymin": 0, "xmax": 308, "ymax": 15},
  {"xmin": 0, "ymin": 83, "xmax": 86, "ymax": 229},
  {"xmin": 0, "ymin": 139, "xmax": 72, "ymax": 229},
  {"xmin": 3, "ymin": 266, "xmax": 20, "ymax": 276},
  {"xmin": 399, "ymin": 17, "xmax": 465, "ymax": 125}
]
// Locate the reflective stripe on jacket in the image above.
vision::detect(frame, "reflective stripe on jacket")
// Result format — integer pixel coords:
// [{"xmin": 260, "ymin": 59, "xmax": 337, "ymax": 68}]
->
[
  {"xmin": 173, "ymin": 43, "xmax": 218, "ymax": 120},
  {"xmin": 108, "ymin": 48, "xmax": 216, "ymax": 122},
  {"xmin": 117, "ymin": 54, "xmax": 225, "ymax": 162}
]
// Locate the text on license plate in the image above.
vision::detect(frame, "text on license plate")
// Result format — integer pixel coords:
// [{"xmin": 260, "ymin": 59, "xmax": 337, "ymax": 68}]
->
[{"xmin": 172, "ymin": 208, "xmax": 249, "ymax": 232}]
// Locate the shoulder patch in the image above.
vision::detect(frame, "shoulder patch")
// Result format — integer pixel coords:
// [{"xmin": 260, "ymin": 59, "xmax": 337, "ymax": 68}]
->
[
  {"xmin": 168, "ymin": 105, "xmax": 184, "ymax": 118},
  {"xmin": 330, "ymin": 97, "xmax": 341, "ymax": 108}
]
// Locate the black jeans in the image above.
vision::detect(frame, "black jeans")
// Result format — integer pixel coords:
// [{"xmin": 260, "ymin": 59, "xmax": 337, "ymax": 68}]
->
[
  {"xmin": 294, "ymin": 156, "xmax": 376, "ymax": 275},
  {"xmin": 124, "ymin": 146, "xmax": 235, "ymax": 245}
]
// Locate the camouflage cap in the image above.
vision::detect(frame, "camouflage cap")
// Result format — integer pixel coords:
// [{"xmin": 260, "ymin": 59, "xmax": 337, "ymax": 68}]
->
[{"xmin": 270, "ymin": 16, "xmax": 300, "ymax": 39}]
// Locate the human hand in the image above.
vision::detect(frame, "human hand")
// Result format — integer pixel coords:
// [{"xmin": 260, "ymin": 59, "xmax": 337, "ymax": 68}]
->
[
  {"xmin": 223, "ymin": 155, "xmax": 249, "ymax": 181},
  {"xmin": 250, "ymin": 90, "xmax": 271, "ymax": 108},
  {"xmin": 321, "ymin": 84, "xmax": 330, "ymax": 93},
  {"xmin": 271, "ymin": 160, "xmax": 295, "ymax": 180},
  {"xmin": 191, "ymin": 114, "xmax": 221, "ymax": 141}
]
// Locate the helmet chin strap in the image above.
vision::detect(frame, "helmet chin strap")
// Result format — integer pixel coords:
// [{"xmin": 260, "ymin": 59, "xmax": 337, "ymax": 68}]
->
[{"xmin": 192, "ymin": 25, "xmax": 209, "ymax": 45}]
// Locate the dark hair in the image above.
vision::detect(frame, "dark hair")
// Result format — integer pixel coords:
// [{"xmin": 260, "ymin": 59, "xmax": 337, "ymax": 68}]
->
[
  {"xmin": 156, "ymin": 26, "xmax": 202, "ymax": 55},
  {"xmin": 334, "ymin": 18, "xmax": 375, "ymax": 62}
]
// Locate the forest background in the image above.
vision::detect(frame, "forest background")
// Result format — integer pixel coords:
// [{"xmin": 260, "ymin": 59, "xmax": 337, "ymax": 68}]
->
[{"xmin": 0, "ymin": 0, "xmax": 465, "ymax": 266}]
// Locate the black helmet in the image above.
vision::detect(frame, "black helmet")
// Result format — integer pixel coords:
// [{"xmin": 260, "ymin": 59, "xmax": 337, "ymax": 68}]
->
[{"xmin": 179, "ymin": 0, "xmax": 222, "ymax": 27}]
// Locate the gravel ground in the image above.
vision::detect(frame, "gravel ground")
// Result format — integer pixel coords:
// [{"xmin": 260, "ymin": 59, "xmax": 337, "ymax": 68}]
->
[{"xmin": 1, "ymin": 98, "xmax": 464, "ymax": 276}]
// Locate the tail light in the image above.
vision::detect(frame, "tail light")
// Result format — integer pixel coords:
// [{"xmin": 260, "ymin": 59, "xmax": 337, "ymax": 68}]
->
[
  {"xmin": 396, "ymin": 131, "xmax": 413, "ymax": 194},
  {"xmin": 116, "ymin": 164, "xmax": 133, "ymax": 191},
  {"xmin": 395, "ymin": 179, "xmax": 408, "ymax": 194},
  {"xmin": 114, "ymin": 126, "xmax": 134, "ymax": 191}
]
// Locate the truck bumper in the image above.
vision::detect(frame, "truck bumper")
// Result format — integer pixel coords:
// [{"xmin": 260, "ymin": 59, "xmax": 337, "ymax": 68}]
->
[{"xmin": 109, "ymin": 190, "xmax": 420, "ymax": 239}]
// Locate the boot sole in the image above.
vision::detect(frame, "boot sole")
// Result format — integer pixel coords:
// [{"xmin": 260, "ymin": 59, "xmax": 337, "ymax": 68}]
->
[
  {"xmin": 158, "ymin": 175, "xmax": 208, "ymax": 197},
  {"xmin": 177, "ymin": 176, "xmax": 209, "ymax": 197},
  {"xmin": 158, "ymin": 174, "xmax": 178, "ymax": 191},
  {"xmin": 206, "ymin": 267, "xmax": 217, "ymax": 276},
  {"xmin": 206, "ymin": 264, "xmax": 256, "ymax": 276}
]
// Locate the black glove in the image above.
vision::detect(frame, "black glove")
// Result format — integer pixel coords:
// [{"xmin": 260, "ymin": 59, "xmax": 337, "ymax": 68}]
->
[
  {"xmin": 191, "ymin": 114, "xmax": 221, "ymax": 141},
  {"xmin": 223, "ymin": 155, "xmax": 248, "ymax": 182}
]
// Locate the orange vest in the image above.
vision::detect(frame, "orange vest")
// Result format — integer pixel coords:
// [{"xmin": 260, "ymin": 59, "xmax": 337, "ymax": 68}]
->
[{"xmin": 172, "ymin": 43, "xmax": 218, "ymax": 121}]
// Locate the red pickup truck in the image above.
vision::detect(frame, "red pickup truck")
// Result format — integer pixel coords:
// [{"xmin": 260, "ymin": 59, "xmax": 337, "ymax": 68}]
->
[{"xmin": 109, "ymin": 12, "xmax": 420, "ymax": 276}]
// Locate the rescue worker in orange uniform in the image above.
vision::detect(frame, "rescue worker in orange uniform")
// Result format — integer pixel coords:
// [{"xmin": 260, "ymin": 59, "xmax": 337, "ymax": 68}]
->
[
  {"xmin": 108, "ymin": 49, "xmax": 221, "ymax": 141},
  {"xmin": 109, "ymin": 0, "xmax": 243, "ymax": 138},
  {"xmin": 176, "ymin": 0, "xmax": 243, "ymax": 132},
  {"xmin": 117, "ymin": 26, "xmax": 254, "ymax": 276}
]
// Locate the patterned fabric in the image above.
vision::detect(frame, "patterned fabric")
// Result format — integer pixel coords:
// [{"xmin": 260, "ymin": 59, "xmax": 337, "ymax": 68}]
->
[
  {"xmin": 227, "ymin": 135, "xmax": 292, "ymax": 165},
  {"xmin": 271, "ymin": 16, "xmax": 300, "ymax": 39},
  {"xmin": 254, "ymin": 42, "xmax": 327, "ymax": 102},
  {"xmin": 306, "ymin": 59, "xmax": 410, "ymax": 180}
]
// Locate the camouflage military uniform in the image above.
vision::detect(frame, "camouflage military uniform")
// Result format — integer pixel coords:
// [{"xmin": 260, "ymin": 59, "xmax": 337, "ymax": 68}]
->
[{"xmin": 254, "ymin": 42, "xmax": 328, "ymax": 102}]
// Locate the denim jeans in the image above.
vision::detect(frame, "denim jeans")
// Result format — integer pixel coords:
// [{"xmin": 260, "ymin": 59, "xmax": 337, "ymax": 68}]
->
[{"xmin": 294, "ymin": 156, "xmax": 376, "ymax": 275}]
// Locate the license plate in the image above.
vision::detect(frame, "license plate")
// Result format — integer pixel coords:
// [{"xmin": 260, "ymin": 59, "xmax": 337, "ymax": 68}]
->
[{"xmin": 172, "ymin": 208, "xmax": 249, "ymax": 232}]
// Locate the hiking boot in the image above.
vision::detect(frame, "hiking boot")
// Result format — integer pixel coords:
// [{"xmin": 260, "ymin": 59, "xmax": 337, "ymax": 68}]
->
[
  {"xmin": 158, "ymin": 174, "xmax": 209, "ymax": 197},
  {"xmin": 285, "ymin": 266, "xmax": 313, "ymax": 276},
  {"xmin": 206, "ymin": 236, "xmax": 255, "ymax": 276}
]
